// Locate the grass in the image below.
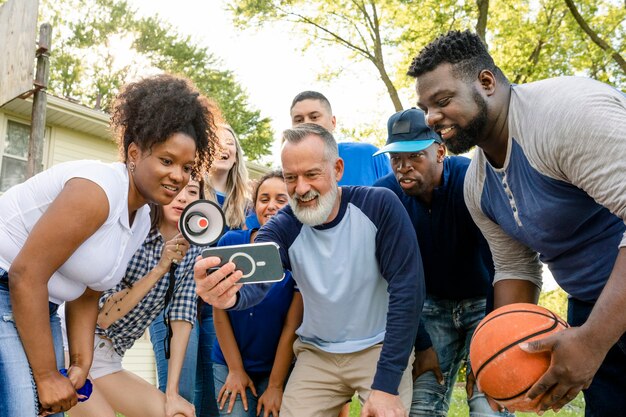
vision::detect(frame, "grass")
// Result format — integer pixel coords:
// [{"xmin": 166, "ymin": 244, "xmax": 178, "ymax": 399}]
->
[
  {"xmin": 348, "ymin": 387, "xmax": 585, "ymax": 416},
  {"xmin": 96, "ymin": 386, "xmax": 587, "ymax": 417}
]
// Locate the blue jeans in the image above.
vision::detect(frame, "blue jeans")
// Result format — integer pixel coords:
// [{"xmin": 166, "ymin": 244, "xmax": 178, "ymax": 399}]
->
[
  {"xmin": 568, "ymin": 297, "xmax": 626, "ymax": 417},
  {"xmin": 149, "ymin": 311, "xmax": 199, "ymax": 402},
  {"xmin": 194, "ymin": 304, "xmax": 219, "ymax": 417},
  {"xmin": 0, "ymin": 285, "xmax": 64, "ymax": 417},
  {"xmin": 212, "ymin": 363, "xmax": 271, "ymax": 417},
  {"xmin": 411, "ymin": 295, "xmax": 513, "ymax": 417}
]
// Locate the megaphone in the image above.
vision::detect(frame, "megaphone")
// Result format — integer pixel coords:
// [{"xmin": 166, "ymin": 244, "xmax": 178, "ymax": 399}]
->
[{"xmin": 179, "ymin": 199, "xmax": 226, "ymax": 246}]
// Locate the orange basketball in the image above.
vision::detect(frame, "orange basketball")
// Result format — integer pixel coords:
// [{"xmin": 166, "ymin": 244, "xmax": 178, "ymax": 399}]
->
[{"xmin": 469, "ymin": 303, "xmax": 569, "ymax": 411}]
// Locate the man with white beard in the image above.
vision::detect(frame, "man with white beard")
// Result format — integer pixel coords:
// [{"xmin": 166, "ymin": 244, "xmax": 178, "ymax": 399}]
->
[{"xmin": 194, "ymin": 123, "xmax": 425, "ymax": 417}]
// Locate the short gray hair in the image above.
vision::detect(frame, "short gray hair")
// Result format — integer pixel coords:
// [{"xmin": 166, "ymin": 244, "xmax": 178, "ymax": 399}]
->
[{"xmin": 281, "ymin": 123, "xmax": 339, "ymax": 162}]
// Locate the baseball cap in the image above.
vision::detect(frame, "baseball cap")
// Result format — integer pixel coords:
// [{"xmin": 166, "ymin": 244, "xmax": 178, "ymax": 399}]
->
[{"xmin": 373, "ymin": 108, "xmax": 441, "ymax": 155}]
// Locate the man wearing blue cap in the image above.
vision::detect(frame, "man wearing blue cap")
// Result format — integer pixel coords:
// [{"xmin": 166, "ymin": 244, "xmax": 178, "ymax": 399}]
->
[{"xmin": 373, "ymin": 108, "xmax": 511, "ymax": 417}]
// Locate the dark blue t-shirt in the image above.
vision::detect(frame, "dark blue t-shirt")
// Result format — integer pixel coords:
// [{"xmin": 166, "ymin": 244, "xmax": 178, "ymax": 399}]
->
[{"xmin": 374, "ymin": 157, "xmax": 493, "ymax": 301}]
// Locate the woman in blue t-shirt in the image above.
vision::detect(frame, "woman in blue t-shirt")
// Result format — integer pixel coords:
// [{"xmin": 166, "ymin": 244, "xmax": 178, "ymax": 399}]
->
[{"xmin": 212, "ymin": 170, "xmax": 303, "ymax": 417}]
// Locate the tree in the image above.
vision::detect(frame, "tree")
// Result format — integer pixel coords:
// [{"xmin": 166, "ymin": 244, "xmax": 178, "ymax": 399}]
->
[
  {"xmin": 231, "ymin": 0, "xmax": 430, "ymax": 112},
  {"xmin": 563, "ymin": 0, "xmax": 626, "ymax": 82},
  {"xmin": 37, "ymin": 0, "xmax": 274, "ymax": 161},
  {"xmin": 232, "ymin": 0, "xmax": 625, "ymax": 121}
]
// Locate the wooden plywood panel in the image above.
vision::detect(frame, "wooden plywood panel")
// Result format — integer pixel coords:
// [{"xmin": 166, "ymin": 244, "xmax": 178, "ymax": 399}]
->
[{"xmin": 0, "ymin": 0, "xmax": 39, "ymax": 106}]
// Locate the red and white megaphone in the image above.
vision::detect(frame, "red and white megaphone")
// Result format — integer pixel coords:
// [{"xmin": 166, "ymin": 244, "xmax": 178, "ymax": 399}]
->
[{"xmin": 178, "ymin": 200, "xmax": 226, "ymax": 246}]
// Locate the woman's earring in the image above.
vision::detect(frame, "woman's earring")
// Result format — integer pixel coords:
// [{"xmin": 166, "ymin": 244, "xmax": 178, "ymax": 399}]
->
[{"xmin": 129, "ymin": 161, "xmax": 136, "ymax": 173}]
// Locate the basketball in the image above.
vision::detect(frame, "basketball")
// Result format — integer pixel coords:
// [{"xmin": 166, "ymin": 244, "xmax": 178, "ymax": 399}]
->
[{"xmin": 469, "ymin": 303, "xmax": 569, "ymax": 411}]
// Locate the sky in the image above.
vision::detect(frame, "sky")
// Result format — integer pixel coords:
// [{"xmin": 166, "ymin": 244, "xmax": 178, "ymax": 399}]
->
[
  {"xmin": 129, "ymin": 0, "xmax": 559, "ymax": 292},
  {"xmin": 129, "ymin": 0, "xmax": 401, "ymax": 160}
]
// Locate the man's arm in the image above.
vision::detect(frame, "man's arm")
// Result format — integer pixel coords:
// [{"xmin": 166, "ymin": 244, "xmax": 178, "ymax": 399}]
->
[
  {"xmin": 362, "ymin": 189, "xmax": 423, "ymax": 416},
  {"xmin": 523, "ymin": 248, "xmax": 626, "ymax": 412}
]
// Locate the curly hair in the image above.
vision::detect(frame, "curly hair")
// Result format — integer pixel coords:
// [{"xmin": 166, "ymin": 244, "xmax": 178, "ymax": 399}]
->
[
  {"xmin": 111, "ymin": 74, "xmax": 217, "ymax": 175},
  {"xmin": 407, "ymin": 30, "xmax": 507, "ymax": 83}
]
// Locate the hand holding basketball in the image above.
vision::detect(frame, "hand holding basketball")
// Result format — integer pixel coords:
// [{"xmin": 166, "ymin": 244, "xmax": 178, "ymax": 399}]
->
[
  {"xmin": 469, "ymin": 303, "xmax": 569, "ymax": 412},
  {"xmin": 520, "ymin": 325, "xmax": 600, "ymax": 412}
]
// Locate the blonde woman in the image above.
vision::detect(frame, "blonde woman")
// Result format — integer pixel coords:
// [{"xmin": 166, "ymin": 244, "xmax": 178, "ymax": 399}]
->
[
  {"xmin": 196, "ymin": 124, "xmax": 252, "ymax": 417},
  {"xmin": 205, "ymin": 124, "xmax": 251, "ymax": 230}
]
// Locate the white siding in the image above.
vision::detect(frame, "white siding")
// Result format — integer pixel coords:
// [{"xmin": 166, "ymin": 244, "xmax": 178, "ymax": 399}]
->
[
  {"xmin": 48, "ymin": 125, "xmax": 118, "ymax": 167},
  {"xmin": 122, "ymin": 331, "xmax": 158, "ymax": 386}
]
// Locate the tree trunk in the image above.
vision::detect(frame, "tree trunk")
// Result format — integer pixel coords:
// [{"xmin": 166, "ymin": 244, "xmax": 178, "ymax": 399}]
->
[
  {"xmin": 563, "ymin": 0, "xmax": 626, "ymax": 73},
  {"xmin": 475, "ymin": 0, "xmax": 489, "ymax": 44},
  {"xmin": 375, "ymin": 60, "xmax": 403, "ymax": 111}
]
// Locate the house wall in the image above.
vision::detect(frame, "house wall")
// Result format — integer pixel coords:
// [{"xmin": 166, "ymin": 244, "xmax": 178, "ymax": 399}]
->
[{"xmin": 47, "ymin": 125, "xmax": 119, "ymax": 166}]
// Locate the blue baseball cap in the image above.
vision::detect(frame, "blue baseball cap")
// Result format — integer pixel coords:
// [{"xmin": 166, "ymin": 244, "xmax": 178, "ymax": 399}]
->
[{"xmin": 373, "ymin": 108, "xmax": 441, "ymax": 156}]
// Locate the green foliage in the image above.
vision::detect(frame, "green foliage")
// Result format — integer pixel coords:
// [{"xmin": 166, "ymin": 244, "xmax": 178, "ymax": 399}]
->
[
  {"xmin": 38, "ymin": 0, "xmax": 274, "ymax": 160},
  {"xmin": 539, "ymin": 286, "xmax": 569, "ymax": 321},
  {"xmin": 231, "ymin": 0, "xmax": 626, "ymax": 116}
]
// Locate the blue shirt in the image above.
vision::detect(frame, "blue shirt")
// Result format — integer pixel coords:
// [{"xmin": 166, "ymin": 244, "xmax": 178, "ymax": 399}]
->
[
  {"xmin": 338, "ymin": 142, "xmax": 391, "ymax": 186},
  {"xmin": 476, "ymin": 140, "xmax": 624, "ymax": 302},
  {"xmin": 211, "ymin": 229, "xmax": 296, "ymax": 374},
  {"xmin": 239, "ymin": 186, "xmax": 424, "ymax": 394}
]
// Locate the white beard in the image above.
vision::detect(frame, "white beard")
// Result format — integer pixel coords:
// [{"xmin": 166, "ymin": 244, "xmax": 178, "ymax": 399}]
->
[{"xmin": 289, "ymin": 181, "xmax": 338, "ymax": 226}]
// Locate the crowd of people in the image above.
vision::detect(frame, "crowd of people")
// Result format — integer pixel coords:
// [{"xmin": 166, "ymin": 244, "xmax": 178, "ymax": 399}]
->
[{"xmin": 0, "ymin": 29, "xmax": 624, "ymax": 417}]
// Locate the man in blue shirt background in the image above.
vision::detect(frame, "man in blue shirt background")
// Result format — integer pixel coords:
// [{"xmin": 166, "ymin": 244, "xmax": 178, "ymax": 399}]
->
[
  {"xmin": 374, "ymin": 108, "xmax": 511, "ymax": 417},
  {"xmin": 290, "ymin": 90, "xmax": 391, "ymax": 186}
]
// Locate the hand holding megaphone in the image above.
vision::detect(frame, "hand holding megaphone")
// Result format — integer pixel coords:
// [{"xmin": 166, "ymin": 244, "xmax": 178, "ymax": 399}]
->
[
  {"xmin": 178, "ymin": 200, "xmax": 226, "ymax": 247},
  {"xmin": 159, "ymin": 234, "xmax": 189, "ymax": 271}
]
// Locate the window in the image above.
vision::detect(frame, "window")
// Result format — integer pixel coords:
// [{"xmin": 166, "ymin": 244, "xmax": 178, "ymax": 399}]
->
[{"xmin": 1, "ymin": 120, "xmax": 30, "ymax": 192}]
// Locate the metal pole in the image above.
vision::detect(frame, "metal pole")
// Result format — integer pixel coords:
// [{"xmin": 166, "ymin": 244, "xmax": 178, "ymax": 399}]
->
[{"xmin": 26, "ymin": 23, "xmax": 51, "ymax": 178}]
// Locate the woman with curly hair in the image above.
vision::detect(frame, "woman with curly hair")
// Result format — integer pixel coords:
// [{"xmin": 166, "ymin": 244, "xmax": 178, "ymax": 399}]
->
[{"xmin": 0, "ymin": 73, "xmax": 216, "ymax": 417}]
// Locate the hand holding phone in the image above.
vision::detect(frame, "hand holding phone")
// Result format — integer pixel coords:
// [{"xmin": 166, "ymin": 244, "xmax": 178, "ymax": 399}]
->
[{"xmin": 202, "ymin": 242, "xmax": 284, "ymax": 284}]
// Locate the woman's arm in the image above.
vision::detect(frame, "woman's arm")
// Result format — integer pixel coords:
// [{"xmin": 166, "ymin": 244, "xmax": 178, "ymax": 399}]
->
[
  {"xmin": 64, "ymin": 288, "xmax": 101, "ymax": 390},
  {"xmin": 9, "ymin": 178, "xmax": 109, "ymax": 415},
  {"xmin": 213, "ymin": 307, "xmax": 257, "ymax": 413},
  {"xmin": 163, "ymin": 320, "xmax": 195, "ymax": 417},
  {"xmin": 256, "ymin": 292, "xmax": 303, "ymax": 417},
  {"xmin": 98, "ymin": 234, "xmax": 188, "ymax": 329}
]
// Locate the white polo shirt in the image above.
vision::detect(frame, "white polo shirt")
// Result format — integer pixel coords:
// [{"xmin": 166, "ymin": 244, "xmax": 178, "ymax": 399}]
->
[{"xmin": 0, "ymin": 160, "xmax": 150, "ymax": 304}]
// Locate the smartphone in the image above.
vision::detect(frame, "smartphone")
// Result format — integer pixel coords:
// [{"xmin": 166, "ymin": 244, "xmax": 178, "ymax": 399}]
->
[{"xmin": 202, "ymin": 242, "xmax": 285, "ymax": 284}]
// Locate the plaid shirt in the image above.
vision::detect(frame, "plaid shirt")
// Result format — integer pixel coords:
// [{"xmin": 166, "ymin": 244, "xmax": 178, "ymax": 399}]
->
[{"xmin": 95, "ymin": 227, "xmax": 200, "ymax": 356}]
